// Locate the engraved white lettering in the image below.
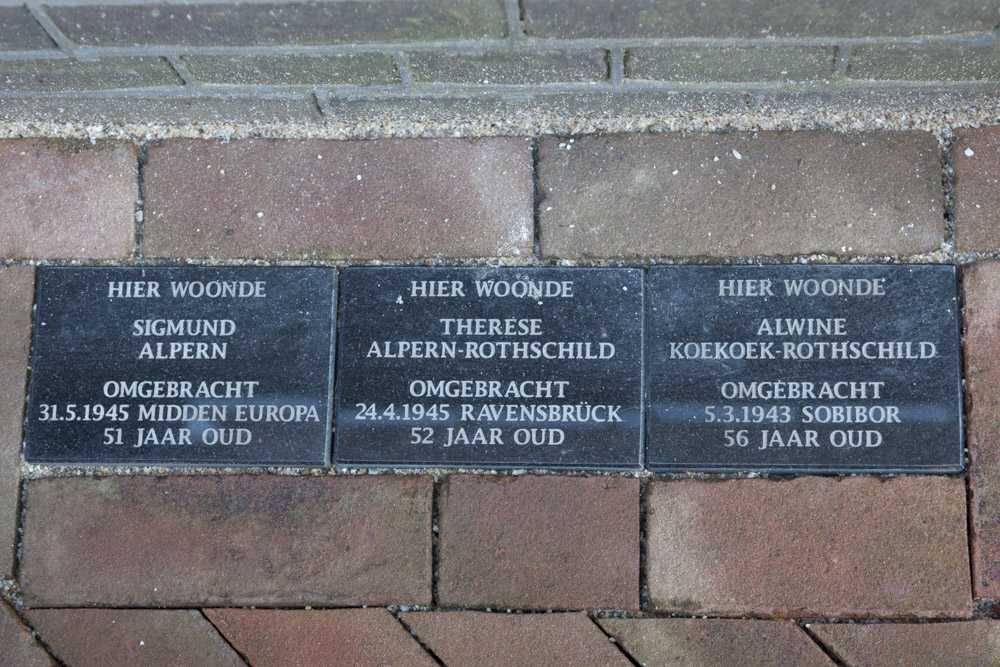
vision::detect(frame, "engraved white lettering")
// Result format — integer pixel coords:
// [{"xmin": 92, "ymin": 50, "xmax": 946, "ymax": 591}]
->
[
  {"xmin": 782, "ymin": 278, "xmax": 885, "ymax": 296},
  {"xmin": 474, "ymin": 280, "xmax": 573, "ymax": 298},
  {"xmin": 132, "ymin": 319, "xmax": 236, "ymax": 337},
  {"xmin": 718, "ymin": 279, "xmax": 774, "ymax": 297},
  {"xmin": 103, "ymin": 380, "xmax": 258, "ymax": 399},
  {"xmin": 169, "ymin": 280, "xmax": 266, "ymax": 298},
  {"xmin": 410, "ymin": 280, "xmax": 465, "ymax": 297},
  {"xmin": 108, "ymin": 281, "xmax": 161, "ymax": 298}
]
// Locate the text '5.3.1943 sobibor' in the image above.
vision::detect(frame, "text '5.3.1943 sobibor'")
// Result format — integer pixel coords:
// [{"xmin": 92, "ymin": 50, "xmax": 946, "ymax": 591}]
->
[{"xmin": 646, "ymin": 265, "xmax": 963, "ymax": 473}]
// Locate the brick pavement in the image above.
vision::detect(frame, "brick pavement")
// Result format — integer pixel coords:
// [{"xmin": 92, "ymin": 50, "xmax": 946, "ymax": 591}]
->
[
  {"xmin": 0, "ymin": 126, "xmax": 989, "ymax": 662},
  {"xmin": 0, "ymin": 2, "xmax": 998, "ymax": 663},
  {"xmin": 1, "ymin": 0, "xmax": 1000, "ymax": 128}
]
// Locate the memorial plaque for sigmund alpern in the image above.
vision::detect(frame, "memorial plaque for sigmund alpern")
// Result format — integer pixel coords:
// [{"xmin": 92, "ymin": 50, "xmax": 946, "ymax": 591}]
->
[
  {"xmin": 25, "ymin": 267, "xmax": 336, "ymax": 465},
  {"xmin": 334, "ymin": 267, "xmax": 643, "ymax": 469},
  {"xmin": 646, "ymin": 265, "xmax": 962, "ymax": 473}
]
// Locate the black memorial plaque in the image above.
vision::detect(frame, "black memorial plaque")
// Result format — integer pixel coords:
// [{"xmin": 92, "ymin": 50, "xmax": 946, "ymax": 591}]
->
[
  {"xmin": 646, "ymin": 265, "xmax": 962, "ymax": 473},
  {"xmin": 335, "ymin": 267, "xmax": 643, "ymax": 469},
  {"xmin": 25, "ymin": 267, "xmax": 336, "ymax": 465}
]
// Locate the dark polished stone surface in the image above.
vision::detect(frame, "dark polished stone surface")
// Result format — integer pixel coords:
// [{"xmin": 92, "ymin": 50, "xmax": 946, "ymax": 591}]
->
[
  {"xmin": 335, "ymin": 267, "xmax": 643, "ymax": 469},
  {"xmin": 646, "ymin": 265, "xmax": 962, "ymax": 473},
  {"xmin": 25, "ymin": 267, "xmax": 335, "ymax": 465}
]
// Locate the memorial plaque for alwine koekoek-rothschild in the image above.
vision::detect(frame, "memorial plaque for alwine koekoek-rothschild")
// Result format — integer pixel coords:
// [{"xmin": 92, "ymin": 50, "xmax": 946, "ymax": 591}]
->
[
  {"xmin": 335, "ymin": 268, "xmax": 643, "ymax": 469},
  {"xmin": 646, "ymin": 265, "xmax": 962, "ymax": 473},
  {"xmin": 25, "ymin": 267, "xmax": 336, "ymax": 465}
]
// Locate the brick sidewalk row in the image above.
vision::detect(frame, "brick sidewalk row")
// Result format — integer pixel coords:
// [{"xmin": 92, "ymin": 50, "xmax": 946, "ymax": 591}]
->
[
  {"xmin": 8, "ymin": 46, "xmax": 1000, "ymax": 92},
  {"xmin": 7, "ymin": 129, "xmax": 1000, "ymax": 260},
  {"xmin": 4, "ymin": 261, "xmax": 996, "ymax": 616},
  {"xmin": 2, "ymin": 129, "xmax": 1000, "ymax": 663},
  {"xmin": 3, "ymin": 132, "xmax": 1000, "ymax": 618},
  {"xmin": 4, "ymin": 0, "xmax": 995, "ymax": 49},
  {"xmin": 7, "ymin": 473, "xmax": 971, "ymax": 617},
  {"xmin": 4, "ymin": 603, "xmax": 1000, "ymax": 666},
  {"xmin": 5, "ymin": 1, "xmax": 1000, "ymax": 132},
  {"xmin": 4, "ymin": 0, "xmax": 1000, "ymax": 91}
]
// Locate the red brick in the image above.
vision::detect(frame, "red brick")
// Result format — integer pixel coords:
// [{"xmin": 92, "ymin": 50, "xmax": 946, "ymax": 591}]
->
[
  {"xmin": 438, "ymin": 475, "xmax": 639, "ymax": 610},
  {"xmin": 20, "ymin": 475, "xmax": 432, "ymax": 607},
  {"xmin": 538, "ymin": 131, "xmax": 943, "ymax": 258},
  {"xmin": 402, "ymin": 611, "xmax": 630, "ymax": 666},
  {"xmin": 25, "ymin": 609, "xmax": 241, "ymax": 667},
  {"xmin": 963, "ymin": 260, "xmax": 1000, "ymax": 598},
  {"xmin": 206, "ymin": 608, "xmax": 434, "ymax": 666},
  {"xmin": 953, "ymin": 128, "xmax": 1000, "ymax": 251},
  {"xmin": 647, "ymin": 477, "xmax": 971, "ymax": 617},
  {"xmin": 0, "ymin": 140, "xmax": 136, "ymax": 259},
  {"xmin": 599, "ymin": 618, "xmax": 833, "ymax": 666},
  {"xmin": 809, "ymin": 620, "xmax": 1000, "ymax": 666},
  {"xmin": 143, "ymin": 138, "xmax": 532, "ymax": 260},
  {"xmin": 0, "ymin": 602, "xmax": 55, "ymax": 667},
  {"xmin": 0, "ymin": 266, "xmax": 31, "ymax": 577}
]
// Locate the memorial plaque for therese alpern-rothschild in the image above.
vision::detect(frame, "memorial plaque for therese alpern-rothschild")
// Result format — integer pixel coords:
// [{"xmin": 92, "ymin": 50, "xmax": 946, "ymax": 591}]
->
[
  {"xmin": 334, "ymin": 267, "xmax": 644, "ymax": 469},
  {"xmin": 24, "ymin": 267, "xmax": 336, "ymax": 465},
  {"xmin": 646, "ymin": 264, "xmax": 962, "ymax": 473}
]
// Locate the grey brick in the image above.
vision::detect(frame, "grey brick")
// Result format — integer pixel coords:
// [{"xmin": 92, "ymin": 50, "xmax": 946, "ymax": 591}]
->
[
  {"xmin": 319, "ymin": 90, "xmax": 749, "ymax": 129},
  {"xmin": 0, "ymin": 7, "xmax": 54, "ymax": 50},
  {"xmin": 185, "ymin": 53, "xmax": 400, "ymax": 86},
  {"xmin": 522, "ymin": 0, "xmax": 1000, "ymax": 38},
  {"xmin": 409, "ymin": 50, "xmax": 607, "ymax": 84},
  {"xmin": 626, "ymin": 46, "xmax": 834, "ymax": 83},
  {"xmin": 752, "ymin": 88, "xmax": 999, "ymax": 121},
  {"xmin": 5, "ymin": 87, "xmax": 991, "ymax": 134},
  {"xmin": 538, "ymin": 131, "xmax": 943, "ymax": 258},
  {"xmin": 848, "ymin": 45, "xmax": 1000, "ymax": 81},
  {"xmin": 0, "ymin": 95, "xmax": 323, "ymax": 124},
  {"xmin": 48, "ymin": 1, "xmax": 506, "ymax": 47},
  {"xmin": 2, "ymin": 57, "xmax": 181, "ymax": 92}
]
